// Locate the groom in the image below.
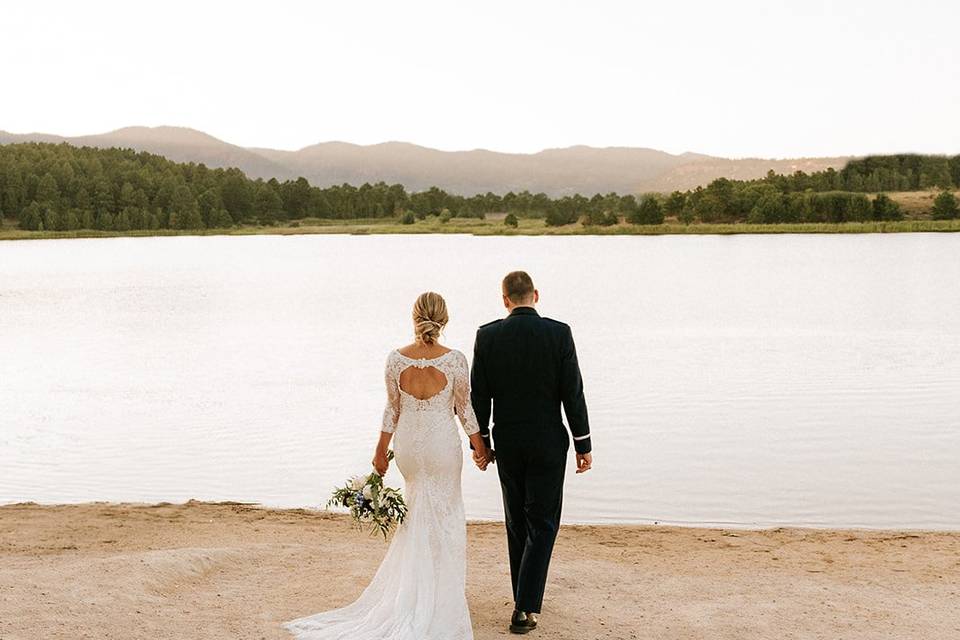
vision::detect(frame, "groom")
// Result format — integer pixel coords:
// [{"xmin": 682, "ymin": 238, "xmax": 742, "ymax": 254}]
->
[{"xmin": 470, "ymin": 270, "xmax": 593, "ymax": 635}]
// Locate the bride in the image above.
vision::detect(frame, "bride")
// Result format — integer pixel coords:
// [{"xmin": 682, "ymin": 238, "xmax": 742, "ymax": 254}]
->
[{"xmin": 284, "ymin": 291, "xmax": 493, "ymax": 640}]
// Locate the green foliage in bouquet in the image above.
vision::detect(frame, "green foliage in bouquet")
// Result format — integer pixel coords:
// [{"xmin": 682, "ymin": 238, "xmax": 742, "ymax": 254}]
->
[{"xmin": 328, "ymin": 450, "xmax": 408, "ymax": 539}]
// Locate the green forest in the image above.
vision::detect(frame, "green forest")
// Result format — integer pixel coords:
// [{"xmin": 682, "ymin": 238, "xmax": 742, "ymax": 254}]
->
[
  {"xmin": 659, "ymin": 155, "xmax": 960, "ymax": 225},
  {"xmin": 1, "ymin": 143, "xmax": 958, "ymax": 232}
]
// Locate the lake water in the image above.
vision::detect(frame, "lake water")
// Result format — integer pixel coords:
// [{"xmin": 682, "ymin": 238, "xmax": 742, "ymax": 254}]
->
[{"xmin": 2, "ymin": 233, "xmax": 959, "ymax": 530}]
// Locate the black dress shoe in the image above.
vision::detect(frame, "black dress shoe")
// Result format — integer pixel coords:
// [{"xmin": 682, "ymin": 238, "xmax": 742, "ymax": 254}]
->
[{"xmin": 509, "ymin": 609, "xmax": 538, "ymax": 634}]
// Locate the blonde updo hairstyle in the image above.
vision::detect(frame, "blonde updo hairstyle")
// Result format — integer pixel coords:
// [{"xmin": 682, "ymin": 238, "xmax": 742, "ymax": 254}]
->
[{"xmin": 412, "ymin": 291, "xmax": 449, "ymax": 345}]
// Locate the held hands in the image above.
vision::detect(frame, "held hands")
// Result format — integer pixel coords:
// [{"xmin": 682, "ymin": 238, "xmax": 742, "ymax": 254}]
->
[
  {"xmin": 575, "ymin": 452, "xmax": 593, "ymax": 474},
  {"xmin": 472, "ymin": 447, "xmax": 495, "ymax": 471}
]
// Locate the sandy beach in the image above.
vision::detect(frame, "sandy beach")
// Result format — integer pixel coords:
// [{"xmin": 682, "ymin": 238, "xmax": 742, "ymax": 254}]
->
[{"xmin": 1, "ymin": 501, "xmax": 958, "ymax": 640}]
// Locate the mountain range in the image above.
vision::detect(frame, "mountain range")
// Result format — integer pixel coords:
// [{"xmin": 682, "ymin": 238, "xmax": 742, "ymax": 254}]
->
[{"xmin": 0, "ymin": 126, "xmax": 851, "ymax": 196}]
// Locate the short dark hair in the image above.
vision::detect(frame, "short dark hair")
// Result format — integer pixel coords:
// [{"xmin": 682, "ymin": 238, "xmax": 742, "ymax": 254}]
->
[{"xmin": 502, "ymin": 270, "xmax": 535, "ymax": 303}]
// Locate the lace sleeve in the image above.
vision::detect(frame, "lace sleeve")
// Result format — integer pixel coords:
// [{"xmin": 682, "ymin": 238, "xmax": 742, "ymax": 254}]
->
[
  {"xmin": 381, "ymin": 352, "xmax": 400, "ymax": 433},
  {"xmin": 452, "ymin": 351, "xmax": 481, "ymax": 437}
]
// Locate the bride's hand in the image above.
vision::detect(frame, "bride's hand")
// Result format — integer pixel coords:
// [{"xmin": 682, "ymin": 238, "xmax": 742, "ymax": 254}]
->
[
  {"xmin": 472, "ymin": 448, "xmax": 489, "ymax": 471},
  {"xmin": 372, "ymin": 449, "xmax": 389, "ymax": 476}
]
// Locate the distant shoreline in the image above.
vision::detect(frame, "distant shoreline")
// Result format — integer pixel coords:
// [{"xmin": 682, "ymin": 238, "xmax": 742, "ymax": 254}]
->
[
  {"xmin": 4, "ymin": 217, "xmax": 960, "ymax": 241},
  {"xmin": 3, "ymin": 499, "xmax": 956, "ymax": 531}
]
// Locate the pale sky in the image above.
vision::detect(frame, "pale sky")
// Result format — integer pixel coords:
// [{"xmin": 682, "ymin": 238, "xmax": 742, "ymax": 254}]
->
[{"xmin": 3, "ymin": 0, "xmax": 958, "ymax": 158}]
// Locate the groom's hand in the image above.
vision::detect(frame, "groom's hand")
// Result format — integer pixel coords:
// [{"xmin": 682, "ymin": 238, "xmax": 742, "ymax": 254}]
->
[{"xmin": 575, "ymin": 452, "xmax": 592, "ymax": 474}]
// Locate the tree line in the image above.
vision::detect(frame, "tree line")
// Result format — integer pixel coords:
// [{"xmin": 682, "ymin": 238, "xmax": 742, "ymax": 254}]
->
[
  {"xmin": 0, "ymin": 143, "xmax": 432, "ymax": 231},
  {"xmin": 622, "ymin": 153, "xmax": 960, "ymax": 226},
  {"xmin": 1, "ymin": 143, "xmax": 958, "ymax": 231},
  {"xmin": 567, "ymin": 153, "xmax": 960, "ymax": 226},
  {"xmin": 768, "ymin": 154, "xmax": 960, "ymax": 193},
  {"xmin": 0, "ymin": 143, "xmax": 673, "ymax": 230},
  {"xmin": 659, "ymin": 181, "xmax": 907, "ymax": 225}
]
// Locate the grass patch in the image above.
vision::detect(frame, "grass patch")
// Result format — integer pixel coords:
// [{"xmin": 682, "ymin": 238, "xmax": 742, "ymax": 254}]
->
[{"xmin": 3, "ymin": 215, "xmax": 960, "ymax": 242}]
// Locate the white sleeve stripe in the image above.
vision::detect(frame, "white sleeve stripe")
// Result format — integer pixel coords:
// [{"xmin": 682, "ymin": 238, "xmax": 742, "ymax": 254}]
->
[{"xmin": 572, "ymin": 433, "xmax": 591, "ymax": 441}]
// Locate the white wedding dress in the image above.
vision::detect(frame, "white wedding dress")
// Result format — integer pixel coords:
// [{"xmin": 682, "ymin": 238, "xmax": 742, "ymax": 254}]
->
[{"xmin": 284, "ymin": 348, "xmax": 481, "ymax": 640}]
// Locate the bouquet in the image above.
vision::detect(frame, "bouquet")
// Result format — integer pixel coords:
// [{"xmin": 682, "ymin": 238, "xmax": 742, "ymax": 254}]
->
[{"xmin": 327, "ymin": 450, "xmax": 408, "ymax": 539}]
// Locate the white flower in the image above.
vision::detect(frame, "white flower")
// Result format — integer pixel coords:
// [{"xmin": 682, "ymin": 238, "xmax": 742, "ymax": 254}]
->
[
  {"xmin": 363, "ymin": 485, "xmax": 373, "ymax": 500},
  {"xmin": 350, "ymin": 476, "xmax": 365, "ymax": 491}
]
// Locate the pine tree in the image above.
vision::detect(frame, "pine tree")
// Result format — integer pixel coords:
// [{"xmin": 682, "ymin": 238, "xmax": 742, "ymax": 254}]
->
[
  {"xmin": 748, "ymin": 193, "xmax": 784, "ymax": 224},
  {"xmin": 846, "ymin": 173, "xmax": 865, "ymax": 192},
  {"xmin": 221, "ymin": 172, "xmax": 253, "ymax": 222},
  {"xmin": 170, "ymin": 185, "xmax": 203, "ymax": 229},
  {"xmin": 94, "ymin": 179, "xmax": 114, "ymax": 215},
  {"xmin": 931, "ymin": 191, "xmax": 959, "ymax": 220},
  {"xmin": 74, "ymin": 186, "xmax": 92, "ymax": 211},
  {"xmin": 19, "ymin": 201, "xmax": 42, "ymax": 230},
  {"xmin": 847, "ymin": 195, "xmax": 872, "ymax": 222},
  {"xmin": 96, "ymin": 211, "xmax": 115, "ymax": 230},
  {"xmin": 119, "ymin": 182, "xmax": 136, "ymax": 208},
  {"xmin": 253, "ymin": 183, "xmax": 282, "ymax": 225},
  {"xmin": 3, "ymin": 171, "xmax": 24, "ymax": 217},
  {"xmin": 36, "ymin": 173, "xmax": 60, "ymax": 208},
  {"xmin": 198, "ymin": 189, "xmax": 223, "ymax": 227},
  {"xmin": 127, "ymin": 207, "xmax": 146, "ymax": 230},
  {"xmin": 41, "ymin": 204, "xmax": 61, "ymax": 231},
  {"xmin": 664, "ymin": 191, "xmax": 686, "ymax": 216},
  {"xmin": 213, "ymin": 208, "xmax": 234, "ymax": 228},
  {"xmin": 832, "ymin": 170, "xmax": 845, "ymax": 190},
  {"xmin": 872, "ymin": 194, "xmax": 902, "ymax": 221},
  {"xmin": 64, "ymin": 209, "xmax": 81, "ymax": 230},
  {"xmin": 114, "ymin": 209, "xmax": 132, "ymax": 231},
  {"xmin": 630, "ymin": 196, "xmax": 663, "ymax": 225}
]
